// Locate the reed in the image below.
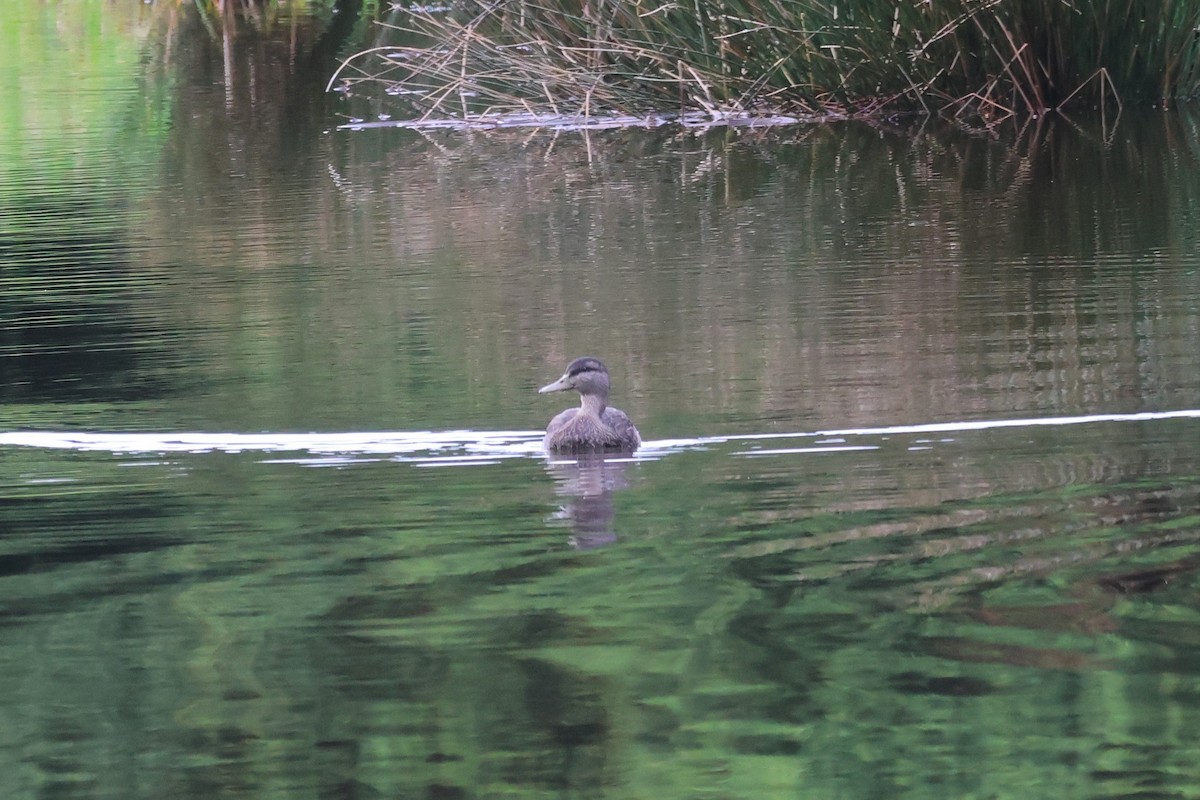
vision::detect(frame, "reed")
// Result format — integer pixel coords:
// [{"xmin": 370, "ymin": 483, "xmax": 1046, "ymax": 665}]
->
[{"xmin": 330, "ymin": 0, "xmax": 1200, "ymax": 124}]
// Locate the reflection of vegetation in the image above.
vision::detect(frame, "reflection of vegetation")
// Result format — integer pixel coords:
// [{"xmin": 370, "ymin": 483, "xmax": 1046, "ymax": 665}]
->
[
  {"xmin": 149, "ymin": 0, "xmax": 369, "ymax": 90},
  {"xmin": 0, "ymin": 0, "xmax": 363, "ymax": 409},
  {"xmin": 0, "ymin": 2, "xmax": 171, "ymax": 404},
  {"xmin": 0, "ymin": 2, "xmax": 149, "ymax": 162},
  {"xmin": 131, "ymin": 111, "xmax": 1200, "ymax": 431},
  {"xmin": 334, "ymin": 0, "xmax": 1200, "ymax": 125},
  {"xmin": 187, "ymin": 0, "xmax": 338, "ymax": 32}
]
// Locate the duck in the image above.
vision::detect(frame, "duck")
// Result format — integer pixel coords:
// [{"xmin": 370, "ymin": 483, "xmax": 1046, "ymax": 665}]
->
[{"xmin": 538, "ymin": 357, "xmax": 641, "ymax": 452}]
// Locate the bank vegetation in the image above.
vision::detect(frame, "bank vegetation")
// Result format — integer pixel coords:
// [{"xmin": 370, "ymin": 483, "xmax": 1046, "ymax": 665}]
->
[{"xmin": 329, "ymin": 0, "xmax": 1200, "ymax": 128}]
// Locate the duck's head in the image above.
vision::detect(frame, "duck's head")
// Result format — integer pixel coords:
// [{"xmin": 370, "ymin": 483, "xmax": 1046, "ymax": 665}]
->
[{"xmin": 538, "ymin": 356, "xmax": 611, "ymax": 399}]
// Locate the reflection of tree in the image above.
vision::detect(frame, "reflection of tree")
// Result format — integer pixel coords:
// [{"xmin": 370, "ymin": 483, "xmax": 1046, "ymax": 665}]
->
[
  {"xmin": 1, "ymin": 1, "xmax": 369, "ymax": 409},
  {"xmin": 725, "ymin": 460, "xmax": 1200, "ymax": 610},
  {"xmin": 132, "ymin": 106, "xmax": 1200, "ymax": 432},
  {"xmin": 0, "ymin": 188, "xmax": 176, "ymax": 404}
]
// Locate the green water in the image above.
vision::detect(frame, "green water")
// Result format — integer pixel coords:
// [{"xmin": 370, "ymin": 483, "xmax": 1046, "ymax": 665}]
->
[{"xmin": 3, "ymin": 3, "xmax": 1200, "ymax": 798}]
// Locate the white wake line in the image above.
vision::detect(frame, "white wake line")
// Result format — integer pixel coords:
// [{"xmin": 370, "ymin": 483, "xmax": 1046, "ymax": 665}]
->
[
  {"xmin": 718, "ymin": 408, "xmax": 1200, "ymax": 443},
  {"xmin": 644, "ymin": 409, "xmax": 1200, "ymax": 451},
  {"xmin": 0, "ymin": 430, "xmax": 544, "ymax": 455},
  {"xmin": 0, "ymin": 410, "xmax": 1196, "ymax": 456}
]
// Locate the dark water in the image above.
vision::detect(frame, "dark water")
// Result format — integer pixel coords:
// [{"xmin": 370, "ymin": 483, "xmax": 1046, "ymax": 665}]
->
[{"xmin": 3, "ymin": 3, "xmax": 1200, "ymax": 798}]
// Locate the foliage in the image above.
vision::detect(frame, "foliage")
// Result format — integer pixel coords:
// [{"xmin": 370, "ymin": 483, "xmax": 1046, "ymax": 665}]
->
[{"xmin": 331, "ymin": 0, "xmax": 1200, "ymax": 125}]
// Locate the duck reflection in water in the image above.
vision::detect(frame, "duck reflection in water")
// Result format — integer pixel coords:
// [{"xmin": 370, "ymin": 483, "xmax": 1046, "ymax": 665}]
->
[
  {"xmin": 538, "ymin": 357, "xmax": 640, "ymax": 548},
  {"xmin": 544, "ymin": 453, "xmax": 635, "ymax": 549}
]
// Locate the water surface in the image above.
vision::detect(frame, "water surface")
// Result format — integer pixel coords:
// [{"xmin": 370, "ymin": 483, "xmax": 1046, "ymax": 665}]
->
[{"xmin": 3, "ymin": 3, "xmax": 1200, "ymax": 798}]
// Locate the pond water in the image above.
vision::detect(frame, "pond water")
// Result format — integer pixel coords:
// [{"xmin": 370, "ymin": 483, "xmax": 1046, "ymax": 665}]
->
[{"xmin": 3, "ymin": 3, "xmax": 1200, "ymax": 799}]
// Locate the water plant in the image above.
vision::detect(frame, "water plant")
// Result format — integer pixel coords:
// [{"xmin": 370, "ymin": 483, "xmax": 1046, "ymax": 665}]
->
[{"xmin": 330, "ymin": 0, "xmax": 1200, "ymax": 126}]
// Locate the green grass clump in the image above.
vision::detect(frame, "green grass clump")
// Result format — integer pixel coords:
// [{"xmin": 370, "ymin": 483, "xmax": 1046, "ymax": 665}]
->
[{"xmin": 331, "ymin": 0, "xmax": 1200, "ymax": 125}]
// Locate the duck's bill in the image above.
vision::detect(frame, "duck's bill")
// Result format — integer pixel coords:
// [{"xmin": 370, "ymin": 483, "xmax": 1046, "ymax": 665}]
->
[{"xmin": 538, "ymin": 374, "xmax": 571, "ymax": 393}]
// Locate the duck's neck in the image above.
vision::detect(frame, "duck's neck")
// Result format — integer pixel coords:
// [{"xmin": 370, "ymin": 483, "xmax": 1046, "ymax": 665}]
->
[{"xmin": 579, "ymin": 392, "xmax": 608, "ymax": 417}]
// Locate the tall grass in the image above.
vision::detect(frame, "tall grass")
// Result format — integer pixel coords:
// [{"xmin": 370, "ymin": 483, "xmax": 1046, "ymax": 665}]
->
[{"xmin": 331, "ymin": 0, "xmax": 1200, "ymax": 124}]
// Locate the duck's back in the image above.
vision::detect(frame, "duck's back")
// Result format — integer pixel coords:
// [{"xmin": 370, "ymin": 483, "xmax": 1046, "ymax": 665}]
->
[
  {"xmin": 600, "ymin": 407, "xmax": 641, "ymax": 449},
  {"xmin": 544, "ymin": 407, "xmax": 640, "ymax": 452}
]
